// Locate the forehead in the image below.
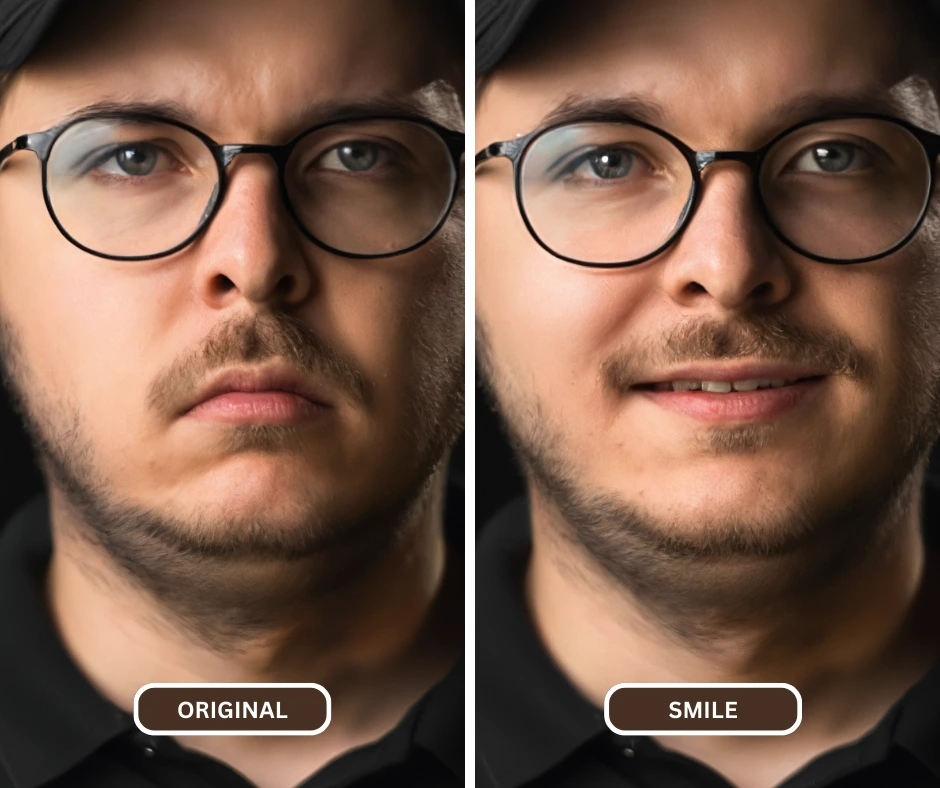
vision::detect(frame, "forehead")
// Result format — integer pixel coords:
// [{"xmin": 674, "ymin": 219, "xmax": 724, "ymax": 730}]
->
[
  {"xmin": 479, "ymin": 0, "xmax": 937, "ymax": 146},
  {"xmin": 4, "ymin": 0, "xmax": 459, "ymax": 140}
]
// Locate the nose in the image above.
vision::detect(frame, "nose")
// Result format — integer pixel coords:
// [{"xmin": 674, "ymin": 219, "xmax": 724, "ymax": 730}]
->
[
  {"xmin": 660, "ymin": 164, "xmax": 794, "ymax": 313},
  {"xmin": 192, "ymin": 154, "xmax": 313, "ymax": 310}
]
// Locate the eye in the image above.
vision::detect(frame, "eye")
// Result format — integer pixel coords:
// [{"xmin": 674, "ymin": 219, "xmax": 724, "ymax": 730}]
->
[
  {"xmin": 579, "ymin": 148, "xmax": 635, "ymax": 179},
  {"xmin": 789, "ymin": 141, "xmax": 872, "ymax": 174},
  {"xmin": 88, "ymin": 143, "xmax": 175, "ymax": 178},
  {"xmin": 318, "ymin": 141, "xmax": 388, "ymax": 173},
  {"xmin": 556, "ymin": 146, "xmax": 644, "ymax": 182}
]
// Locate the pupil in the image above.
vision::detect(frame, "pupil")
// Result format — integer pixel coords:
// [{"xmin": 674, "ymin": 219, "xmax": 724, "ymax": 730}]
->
[
  {"xmin": 590, "ymin": 149, "xmax": 632, "ymax": 178},
  {"xmin": 117, "ymin": 146, "xmax": 156, "ymax": 176},
  {"xmin": 338, "ymin": 143, "xmax": 378, "ymax": 172},
  {"xmin": 813, "ymin": 145, "xmax": 853, "ymax": 173}
]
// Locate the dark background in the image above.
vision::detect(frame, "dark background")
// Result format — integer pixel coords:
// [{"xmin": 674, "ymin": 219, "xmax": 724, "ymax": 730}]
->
[{"xmin": 0, "ymin": 384, "xmax": 42, "ymax": 522}]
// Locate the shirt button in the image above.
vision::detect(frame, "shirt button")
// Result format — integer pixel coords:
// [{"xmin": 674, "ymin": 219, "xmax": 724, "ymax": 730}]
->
[
  {"xmin": 133, "ymin": 732, "xmax": 159, "ymax": 756},
  {"xmin": 623, "ymin": 747, "xmax": 635, "ymax": 757}
]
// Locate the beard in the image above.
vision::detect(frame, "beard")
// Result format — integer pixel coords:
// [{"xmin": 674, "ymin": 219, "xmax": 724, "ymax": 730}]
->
[
  {"xmin": 0, "ymin": 228, "xmax": 464, "ymax": 647},
  {"xmin": 478, "ymin": 236, "xmax": 940, "ymax": 640}
]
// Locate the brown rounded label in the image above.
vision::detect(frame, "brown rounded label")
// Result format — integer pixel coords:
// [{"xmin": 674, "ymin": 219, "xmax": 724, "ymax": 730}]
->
[
  {"xmin": 605, "ymin": 683, "xmax": 801, "ymax": 735},
  {"xmin": 134, "ymin": 683, "xmax": 330, "ymax": 735}
]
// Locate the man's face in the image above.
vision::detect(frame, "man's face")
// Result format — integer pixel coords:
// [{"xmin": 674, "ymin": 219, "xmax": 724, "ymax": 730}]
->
[
  {"xmin": 477, "ymin": 0, "xmax": 940, "ymax": 556},
  {"xmin": 0, "ymin": 0, "xmax": 463, "ymax": 555}
]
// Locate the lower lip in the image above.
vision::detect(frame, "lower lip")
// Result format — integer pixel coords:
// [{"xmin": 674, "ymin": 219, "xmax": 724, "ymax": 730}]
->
[
  {"xmin": 186, "ymin": 391, "xmax": 326, "ymax": 425},
  {"xmin": 636, "ymin": 379, "xmax": 824, "ymax": 423}
]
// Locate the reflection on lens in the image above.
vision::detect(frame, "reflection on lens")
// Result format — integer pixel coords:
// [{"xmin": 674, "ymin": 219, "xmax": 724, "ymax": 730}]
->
[
  {"xmin": 286, "ymin": 120, "xmax": 456, "ymax": 256},
  {"xmin": 760, "ymin": 118, "xmax": 931, "ymax": 261},
  {"xmin": 46, "ymin": 118, "xmax": 220, "ymax": 259},
  {"xmin": 520, "ymin": 122, "xmax": 694, "ymax": 264}
]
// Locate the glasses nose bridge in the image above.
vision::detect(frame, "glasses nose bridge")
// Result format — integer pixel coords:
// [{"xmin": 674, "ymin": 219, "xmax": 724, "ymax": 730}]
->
[
  {"xmin": 695, "ymin": 149, "xmax": 762, "ymax": 174},
  {"xmin": 218, "ymin": 142, "xmax": 290, "ymax": 170}
]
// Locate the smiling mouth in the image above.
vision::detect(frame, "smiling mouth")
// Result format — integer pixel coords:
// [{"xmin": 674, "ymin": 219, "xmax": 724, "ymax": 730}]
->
[{"xmin": 632, "ymin": 375, "xmax": 825, "ymax": 393}]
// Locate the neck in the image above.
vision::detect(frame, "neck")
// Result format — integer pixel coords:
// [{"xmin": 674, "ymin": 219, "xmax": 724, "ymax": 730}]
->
[
  {"xmin": 527, "ymin": 471, "xmax": 940, "ymax": 787},
  {"xmin": 43, "ymin": 467, "xmax": 459, "ymax": 786}
]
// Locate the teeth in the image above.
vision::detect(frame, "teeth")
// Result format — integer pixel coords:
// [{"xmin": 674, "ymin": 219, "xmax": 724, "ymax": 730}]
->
[
  {"xmin": 666, "ymin": 378, "xmax": 801, "ymax": 392},
  {"xmin": 701, "ymin": 381, "xmax": 732, "ymax": 393}
]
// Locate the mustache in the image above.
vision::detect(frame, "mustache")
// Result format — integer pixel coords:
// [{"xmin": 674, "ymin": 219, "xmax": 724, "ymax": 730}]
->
[
  {"xmin": 147, "ymin": 313, "xmax": 369, "ymax": 416},
  {"xmin": 602, "ymin": 313, "xmax": 877, "ymax": 390}
]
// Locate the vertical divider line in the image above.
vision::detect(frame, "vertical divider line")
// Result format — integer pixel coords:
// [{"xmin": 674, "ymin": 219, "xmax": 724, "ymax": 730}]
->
[{"xmin": 463, "ymin": 0, "xmax": 477, "ymax": 784}]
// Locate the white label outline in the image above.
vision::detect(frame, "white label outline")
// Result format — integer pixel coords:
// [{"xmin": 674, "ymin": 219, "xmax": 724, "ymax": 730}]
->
[
  {"xmin": 604, "ymin": 682, "xmax": 802, "ymax": 736},
  {"xmin": 134, "ymin": 682, "xmax": 331, "ymax": 736}
]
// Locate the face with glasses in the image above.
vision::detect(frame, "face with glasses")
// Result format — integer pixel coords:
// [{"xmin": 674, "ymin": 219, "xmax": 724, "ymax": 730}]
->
[
  {"xmin": 477, "ymin": 0, "xmax": 940, "ymax": 570},
  {"xmin": 0, "ymin": 0, "xmax": 463, "ymax": 561}
]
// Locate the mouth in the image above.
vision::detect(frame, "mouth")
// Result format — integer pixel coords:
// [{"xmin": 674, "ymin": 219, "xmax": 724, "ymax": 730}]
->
[
  {"xmin": 632, "ymin": 375, "xmax": 825, "ymax": 393},
  {"xmin": 183, "ymin": 366, "xmax": 333, "ymax": 426},
  {"xmin": 628, "ymin": 366, "xmax": 828, "ymax": 423}
]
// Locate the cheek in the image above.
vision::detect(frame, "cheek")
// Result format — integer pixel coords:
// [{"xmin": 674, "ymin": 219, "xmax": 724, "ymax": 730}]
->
[
  {"xmin": 0, "ymin": 171, "xmax": 187, "ymax": 442},
  {"xmin": 477, "ymin": 180, "xmax": 659, "ymax": 407},
  {"xmin": 809, "ymin": 254, "xmax": 935, "ymax": 389},
  {"xmin": 321, "ymin": 243, "xmax": 459, "ymax": 411}
]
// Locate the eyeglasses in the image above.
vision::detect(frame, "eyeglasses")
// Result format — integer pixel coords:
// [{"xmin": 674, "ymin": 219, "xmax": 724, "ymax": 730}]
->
[
  {"xmin": 0, "ymin": 112, "xmax": 464, "ymax": 261},
  {"xmin": 475, "ymin": 113, "xmax": 940, "ymax": 267}
]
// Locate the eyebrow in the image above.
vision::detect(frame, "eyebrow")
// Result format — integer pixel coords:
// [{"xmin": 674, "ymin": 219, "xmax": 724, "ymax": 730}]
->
[
  {"xmin": 533, "ymin": 89, "xmax": 916, "ymax": 140},
  {"xmin": 536, "ymin": 95, "xmax": 669, "ymax": 130},
  {"xmin": 58, "ymin": 92, "xmax": 460, "ymax": 137}
]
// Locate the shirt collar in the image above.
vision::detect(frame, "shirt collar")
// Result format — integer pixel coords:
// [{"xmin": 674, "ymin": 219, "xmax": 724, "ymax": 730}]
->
[
  {"xmin": 0, "ymin": 497, "xmax": 132, "ymax": 788},
  {"xmin": 891, "ymin": 473, "xmax": 940, "ymax": 778},
  {"xmin": 413, "ymin": 656, "xmax": 465, "ymax": 776},
  {"xmin": 477, "ymin": 497, "xmax": 606, "ymax": 788}
]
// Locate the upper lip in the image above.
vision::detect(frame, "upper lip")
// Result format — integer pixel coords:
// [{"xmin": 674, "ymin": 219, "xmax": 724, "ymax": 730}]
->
[
  {"xmin": 183, "ymin": 365, "xmax": 334, "ymax": 414},
  {"xmin": 632, "ymin": 363, "xmax": 829, "ymax": 386}
]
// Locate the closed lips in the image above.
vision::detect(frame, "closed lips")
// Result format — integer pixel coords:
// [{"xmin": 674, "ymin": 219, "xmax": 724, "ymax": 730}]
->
[{"xmin": 185, "ymin": 367, "xmax": 332, "ymax": 414}]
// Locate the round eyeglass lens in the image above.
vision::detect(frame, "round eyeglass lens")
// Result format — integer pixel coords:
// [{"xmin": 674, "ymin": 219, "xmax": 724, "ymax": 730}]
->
[
  {"xmin": 286, "ymin": 119, "xmax": 456, "ymax": 256},
  {"xmin": 519, "ymin": 122, "xmax": 694, "ymax": 265},
  {"xmin": 760, "ymin": 118, "xmax": 932, "ymax": 261},
  {"xmin": 46, "ymin": 118, "xmax": 221, "ymax": 259}
]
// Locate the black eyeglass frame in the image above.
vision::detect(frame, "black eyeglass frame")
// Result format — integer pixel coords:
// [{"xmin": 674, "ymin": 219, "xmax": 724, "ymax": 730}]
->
[
  {"xmin": 475, "ymin": 112, "xmax": 940, "ymax": 267},
  {"xmin": 0, "ymin": 111, "xmax": 465, "ymax": 262}
]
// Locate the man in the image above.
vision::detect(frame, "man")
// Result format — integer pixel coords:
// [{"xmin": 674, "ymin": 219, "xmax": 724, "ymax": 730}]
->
[
  {"xmin": 0, "ymin": 0, "xmax": 465, "ymax": 786},
  {"xmin": 476, "ymin": 0, "xmax": 940, "ymax": 786}
]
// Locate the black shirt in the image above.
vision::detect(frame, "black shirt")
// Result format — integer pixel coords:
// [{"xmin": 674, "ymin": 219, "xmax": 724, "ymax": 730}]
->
[
  {"xmin": 476, "ymin": 486, "xmax": 940, "ymax": 788},
  {"xmin": 0, "ymin": 496, "xmax": 464, "ymax": 788}
]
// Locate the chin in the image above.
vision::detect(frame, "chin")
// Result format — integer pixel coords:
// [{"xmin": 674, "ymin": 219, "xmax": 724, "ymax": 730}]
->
[{"xmin": 180, "ymin": 456, "xmax": 336, "ymax": 515}]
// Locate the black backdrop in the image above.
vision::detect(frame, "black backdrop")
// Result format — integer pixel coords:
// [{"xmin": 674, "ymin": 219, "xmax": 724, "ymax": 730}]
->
[{"xmin": 0, "ymin": 384, "xmax": 42, "ymax": 522}]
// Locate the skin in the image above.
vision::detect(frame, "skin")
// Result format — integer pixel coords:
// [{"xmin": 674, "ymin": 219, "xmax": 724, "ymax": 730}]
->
[
  {"xmin": 478, "ymin": 0, "xmax": 940, "ymax": 785},
  {"xmin": 0, "ymin": 0, "xmax": 463, "ymax": 785}
]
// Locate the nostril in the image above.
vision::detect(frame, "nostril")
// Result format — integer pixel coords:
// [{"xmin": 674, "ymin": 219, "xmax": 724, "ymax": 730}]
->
[
  {"xmin": 275, "ymin": 274, "xmax": 296, "ymax": 296},
  {"xmin": 751, "ymin": 281, "xmax": 774, "ymax": 300},
  {"xmin": 686, "ymin": 281, "xmax": 707, "ymax": 295},
  {"xmin": 212, "ymin": 274, "xmax": 236, "ymax": 294}
]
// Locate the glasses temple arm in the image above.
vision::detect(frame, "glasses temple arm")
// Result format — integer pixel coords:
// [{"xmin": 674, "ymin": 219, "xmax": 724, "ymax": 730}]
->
[
  {"xmin": 475, "ymin": 138, "xmax": 526, "ymax": 167},
  {"xmin": 0, "ymin": 136, "xmax": 25, "ymax": 167},
  {"xmin": 0, "ymin": 133, "xmax": 50, "ymax": 168}
]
